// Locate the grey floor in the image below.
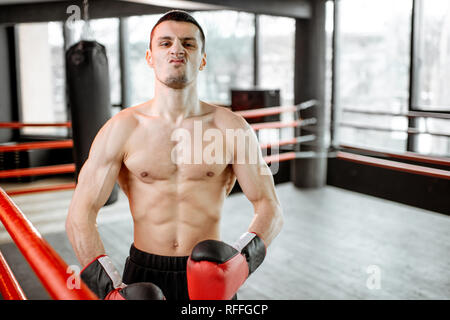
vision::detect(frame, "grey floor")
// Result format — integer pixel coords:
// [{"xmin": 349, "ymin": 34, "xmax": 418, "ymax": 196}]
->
[{"xmin": 1, "ymin": 181, "xmax": 449, "ymax": 300}]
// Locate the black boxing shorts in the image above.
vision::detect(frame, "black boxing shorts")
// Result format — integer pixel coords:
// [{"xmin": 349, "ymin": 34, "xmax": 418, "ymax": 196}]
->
[
  {"xmin": 122, "ymin": 244, "xmax": 238, "ymax": 300},
  {"xmin": 122, "ymin": 244, "xmax": 190, "ymax": 300}
]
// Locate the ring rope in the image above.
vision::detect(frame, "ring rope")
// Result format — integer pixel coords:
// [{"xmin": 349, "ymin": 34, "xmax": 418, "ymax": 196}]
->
[
  {"xmin": 0, "ymin": 140, "xmax": 73, "ymax": 153},
  {"xmin": 0, "ymin": 250, "xmax": 27, "ymax": 300},
  {"xmin": 0, "ymin": 122, "xmax": 71, "ymax": 129},
  {"xmin": 0, "ymin": 164, "xmax": 75, "ymax": 179},
  {"xmin": 0, "ymin": 187, "xmax": 97, "ymax": 299},
  {"xmin": 234, "ymin": 99, "xmax": 317, "ymax": 119}
]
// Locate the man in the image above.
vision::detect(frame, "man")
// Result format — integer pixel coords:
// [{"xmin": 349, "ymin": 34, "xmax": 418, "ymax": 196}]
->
[{"xmin": 66, "ymin": 10, "xmax": 284, "ymax": 300}]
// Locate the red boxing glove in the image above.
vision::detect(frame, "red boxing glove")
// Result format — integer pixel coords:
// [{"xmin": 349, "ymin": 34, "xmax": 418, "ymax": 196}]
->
[
  {"xmin": 81, "ymin": 255, "xmax": 165, "ymax": 300},
  {"xmin": 187, "ymin": 232, "xmax": 266, "ymax": 300}
]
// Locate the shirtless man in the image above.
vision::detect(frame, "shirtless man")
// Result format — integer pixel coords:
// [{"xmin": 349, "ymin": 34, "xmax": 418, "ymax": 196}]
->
[{"xmin": 66, "ymin": 10, "xmax": 284, "ymax": 300}]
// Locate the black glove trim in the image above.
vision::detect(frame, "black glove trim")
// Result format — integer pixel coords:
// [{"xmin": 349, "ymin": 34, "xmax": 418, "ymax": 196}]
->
[
  {"xmin": 190, "ymin": 240, "xmax": 239, "ymax": 264},
  {"xmin": 80, "ymin": 257, "xmax": 116, "ymax": 299},
  {"xmin": 240, "ymin": 234, "xmax": 266, "ymax": 275}
]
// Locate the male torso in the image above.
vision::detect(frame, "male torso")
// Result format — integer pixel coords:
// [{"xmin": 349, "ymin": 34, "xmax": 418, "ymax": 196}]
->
[{"xmin": 117, "ymin": 101, "xmax": 237, "ymax": 256}]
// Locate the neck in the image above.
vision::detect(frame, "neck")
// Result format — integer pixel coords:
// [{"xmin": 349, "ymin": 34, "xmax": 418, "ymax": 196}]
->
[{"xmin": 151, "ymin": 79, "xmax": 201, "ymax": 124}]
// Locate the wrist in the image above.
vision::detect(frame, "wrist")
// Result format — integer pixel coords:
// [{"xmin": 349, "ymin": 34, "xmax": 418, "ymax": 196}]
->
[
  {"xmin": 233, "ymin": 232, "xmax": 266, "ymax": 275},
  {"xmin": 80, "ymin": 255, "xmax": 124, "ymax": 299},
  {"xmin": 81, "ymin": 254, "xmax": 107, "ymax": 274}
]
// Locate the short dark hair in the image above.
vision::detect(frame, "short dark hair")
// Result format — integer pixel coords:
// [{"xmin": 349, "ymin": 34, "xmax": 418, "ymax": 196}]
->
[{"xmin": 149, "ymin": 10, "xmax": 205, "ymax": 53}]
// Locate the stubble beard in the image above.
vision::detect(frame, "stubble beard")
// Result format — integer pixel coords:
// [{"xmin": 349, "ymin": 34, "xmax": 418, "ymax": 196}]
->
[
  {"xmin": 160, "ymin": 67, "xmax": 190, "ymax": 89},
  {"xmin": 163, "ymin": 75, "xmax": 189, "ymax": 89}
]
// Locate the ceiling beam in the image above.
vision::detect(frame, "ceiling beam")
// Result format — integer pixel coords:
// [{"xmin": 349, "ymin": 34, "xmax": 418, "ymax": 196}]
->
[
  {"xmin": 123, "ymin": 0, "xmax": 311, "ymax": 18},
  {"xmin": 0, "ymin": 0, "xmax": 178, "ymax": 25},
  {"xmin": 0, "ymin": 0, "xmax": 311, "ymax": 25}
]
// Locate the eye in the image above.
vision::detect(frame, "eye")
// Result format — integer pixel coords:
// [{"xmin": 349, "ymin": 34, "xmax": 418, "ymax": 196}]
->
[{"xmin": 160, "ymin": 42, "xmax": 170, "ymax": 47}]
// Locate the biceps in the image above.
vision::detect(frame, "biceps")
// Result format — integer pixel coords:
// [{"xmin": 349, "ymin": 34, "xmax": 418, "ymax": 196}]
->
[
  {"xmin": 73, "ymin": 155, "xmax": 121, "ymax": 212},
  {"xmin": 232, "ymin": 162, "xmax": 274, "ymax": 203}
]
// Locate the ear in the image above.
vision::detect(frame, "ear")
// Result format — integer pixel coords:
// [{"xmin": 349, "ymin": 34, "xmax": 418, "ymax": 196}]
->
[
  {"xmin": 146, "ymin": 49, "xmax": 153, "ymax": 68},
  {"xmin": 199, "ymin": 52, "xmax": 207, "ymax": 71}
]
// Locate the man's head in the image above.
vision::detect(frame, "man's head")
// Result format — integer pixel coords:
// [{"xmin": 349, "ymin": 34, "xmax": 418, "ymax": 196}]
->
[
  {"xmin": 149, "ymin": 10, "xmax": 206, "ymax": 54},
  {"xmin": 146, "ymin": 10, "xmax": 207, "ymax": 89}
]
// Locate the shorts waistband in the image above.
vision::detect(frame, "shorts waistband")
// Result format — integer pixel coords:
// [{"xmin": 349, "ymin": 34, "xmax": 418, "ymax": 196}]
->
[{"xmin": 129, "ymin": 244, "xmax": 189, "ymax": 272}]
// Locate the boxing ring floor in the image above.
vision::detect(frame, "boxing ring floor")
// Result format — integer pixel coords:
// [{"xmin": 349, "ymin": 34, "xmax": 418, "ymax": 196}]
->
[{"xmin": 0, "ymin": 179, "xmax": 449, "ymax": 300}]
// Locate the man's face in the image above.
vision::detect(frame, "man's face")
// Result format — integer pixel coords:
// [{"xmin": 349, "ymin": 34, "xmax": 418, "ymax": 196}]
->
[{"xmin": 146, "ymin": 20, "xmax": 206, "ymax": 89}]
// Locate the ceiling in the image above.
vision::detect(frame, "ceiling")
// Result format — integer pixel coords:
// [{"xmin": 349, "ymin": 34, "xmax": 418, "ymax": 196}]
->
[
  {"xmin": 0, "ymin": 0, "xmax": 227, "ymax": 9},
  {"xmin": 0, "ymin": 0, "xmax": 312, "ymax": 24}
]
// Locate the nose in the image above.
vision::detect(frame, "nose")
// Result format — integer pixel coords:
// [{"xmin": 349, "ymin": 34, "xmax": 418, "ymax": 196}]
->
[{"xmin": 169, "ymin": 39, "xmax": 185, "ymax": 57}]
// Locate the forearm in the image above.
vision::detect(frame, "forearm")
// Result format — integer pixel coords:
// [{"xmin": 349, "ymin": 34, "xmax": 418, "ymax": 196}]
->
[
  {"xmin": 247, "ymin": 198, "xmax": 284, "ymax": 247},
  {"xmin": 66, "ymin": 210, "xmax": 106, "ymax": 267}
]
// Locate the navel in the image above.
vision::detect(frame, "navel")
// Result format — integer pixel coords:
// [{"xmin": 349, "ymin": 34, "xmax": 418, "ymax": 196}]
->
[{"xmin": 206, "ymin": 171, "xmax": 214, "ymax": 177}]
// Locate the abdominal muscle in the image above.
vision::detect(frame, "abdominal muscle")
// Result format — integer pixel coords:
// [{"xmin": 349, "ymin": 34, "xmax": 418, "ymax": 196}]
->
[{"xmin": 122, "ymin": 177, "xmax": 227, "ymax": 257}]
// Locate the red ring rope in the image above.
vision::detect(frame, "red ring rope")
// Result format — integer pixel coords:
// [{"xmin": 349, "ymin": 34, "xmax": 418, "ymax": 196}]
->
[
  {"xmin": 0, "ymin": 140, "xmax": 73, "ymax": 153},
  {"xmin": 0, "ymin": 122, "xmax": 71, "ymax": 128},
  {"xmin": 235, "ymin": 105, "xmax": 297, "ymax": 118},
  {"xmin": 234, "ymin": 100, "xmax": 317, "ymax": 119},
  {"xmin": 251, "ymin": 118, "xmax": 316, "ymax": 131},
  {"xmin": 0, "ymin": 250, "xmax": 27, "ymax": 300},
  {"xmin": 6, "ymin": 183, "xmax": 76, "ymax": 197},
  {"xmin": 0, "ymin": 164, "xmax": 75, "ymax": 179},
  {"xmin": 264, "ymin": 152, "xmax": 297, "ymax": 164},
  {"xmin": 0, "ymin": 187, "xmax": 97, "ymax": 300}
]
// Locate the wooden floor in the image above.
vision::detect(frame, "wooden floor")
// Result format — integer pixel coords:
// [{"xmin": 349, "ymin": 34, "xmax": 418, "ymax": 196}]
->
[{"xmin": 0, "ymin": 181, "xmax": 449, "ymax": 300}]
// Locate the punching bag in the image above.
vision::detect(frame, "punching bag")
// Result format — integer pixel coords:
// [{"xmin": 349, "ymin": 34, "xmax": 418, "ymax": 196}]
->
[{"xmin": 66, "ymin": 40, "xmax": 118, "ymax": 205}]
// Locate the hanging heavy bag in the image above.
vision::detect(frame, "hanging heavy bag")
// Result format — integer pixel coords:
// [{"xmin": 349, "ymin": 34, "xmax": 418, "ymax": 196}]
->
[{"xmin": 65, "ymin": 40, "xmax": 118, "ymax": 205}]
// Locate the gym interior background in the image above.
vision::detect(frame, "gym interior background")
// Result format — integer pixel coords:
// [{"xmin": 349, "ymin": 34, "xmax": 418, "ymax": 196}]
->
[{"xmin": 0, "ymin": 0, "xmax": 449, "ymax": 300}]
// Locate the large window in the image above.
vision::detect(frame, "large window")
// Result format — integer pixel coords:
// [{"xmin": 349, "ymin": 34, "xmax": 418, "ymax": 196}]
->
[
  {"xmin": 17, "ymin": 22, "xmax": 67, "ymax": 136},
  {"xmin": 335, "ymin": 0, "xmax": 413, "ymax": 152},
  {"xmin": 126, "ymin": 14, "xmax": 159, "ymax": 106},
  {"xmin": 17, "ymin": 18, "xmax": 122, "ymax": 138},
  {"xmin": 258, "ymin": 15, "xmax": 295, "ymax": 142},
  {"xmin": 193, "ymin": 11, "xmax": 254, "ymax": 105},
  {"xmin": 334, "ymin": 0, "xmax": 450, "ymax": 156},
  {"xmin": 258, "ymin": 15, "xmax": 295, "ymax": 107}
]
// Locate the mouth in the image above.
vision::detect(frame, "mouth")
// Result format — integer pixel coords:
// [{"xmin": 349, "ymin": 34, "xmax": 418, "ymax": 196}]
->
[{"xmin": 169, "ymin": 59, "xmax": 185, "ymax": 65}]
